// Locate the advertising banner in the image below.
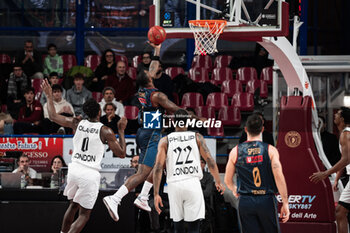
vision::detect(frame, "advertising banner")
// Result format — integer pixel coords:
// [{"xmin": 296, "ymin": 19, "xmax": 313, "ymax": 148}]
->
[{"xmin": 0, "ymin": 137, "xmax": 63, "ymax": 172}]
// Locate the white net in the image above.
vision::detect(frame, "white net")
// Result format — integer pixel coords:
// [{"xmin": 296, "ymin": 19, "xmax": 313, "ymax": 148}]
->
[{"xmin": 189, "ymin": 20, "xmax": 227, "ymax": 55}]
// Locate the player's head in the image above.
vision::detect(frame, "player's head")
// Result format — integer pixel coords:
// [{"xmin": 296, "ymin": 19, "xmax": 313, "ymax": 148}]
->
[
  {"xmin": 336, "ymin": 107, "xmax": 350, "ymax": 125},
  {"xmin": 174, "ymin": 109, "xmax": 190, "ymax": 130},
  {"xmin": 136, "ymin": 70, "xmax": 152, "ymax": 88},
  {"xmin": 83, "ymin": 98, "xmax": 101, "ymax": 120},
  {"xmin": 245, "ymin": 113, "xmax": 264, "ymax": 137}
]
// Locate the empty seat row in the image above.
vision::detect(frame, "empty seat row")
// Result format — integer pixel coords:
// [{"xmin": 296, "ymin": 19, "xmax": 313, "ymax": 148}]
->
[
  {"xmin": 191, "ymin": 55, "xmax": 233, "ymax": 70},
  {"xmin": 165, "ymin": 66, "xmax": 273, "ymax": 86},
  {"xmin": 181, "ymin": 92, "xmax": 254, "ymax": 112}
]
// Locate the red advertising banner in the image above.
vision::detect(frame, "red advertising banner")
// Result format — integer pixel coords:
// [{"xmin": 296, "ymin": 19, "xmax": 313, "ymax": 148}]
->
[{"xmin": 0, "ymin": 137, "xmax": 63, "ymax": 172}]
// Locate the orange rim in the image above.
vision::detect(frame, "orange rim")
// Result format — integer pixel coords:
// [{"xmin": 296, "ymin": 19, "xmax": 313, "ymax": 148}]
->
[{"xmin": 189, "ymin": 20, "xmax": 227, "ymax": 29}]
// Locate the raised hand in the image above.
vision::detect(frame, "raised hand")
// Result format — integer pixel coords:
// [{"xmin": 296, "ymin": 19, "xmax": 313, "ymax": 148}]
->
[{"xmin": 41, "ymin": 79, "xmax": 53, "ymax": 99}]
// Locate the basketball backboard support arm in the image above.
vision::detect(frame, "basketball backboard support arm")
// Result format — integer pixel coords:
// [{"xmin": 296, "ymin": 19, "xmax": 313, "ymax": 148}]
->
[{"xmin": 260, "ymin": 36, "xmax": 336, "ymax": 188}]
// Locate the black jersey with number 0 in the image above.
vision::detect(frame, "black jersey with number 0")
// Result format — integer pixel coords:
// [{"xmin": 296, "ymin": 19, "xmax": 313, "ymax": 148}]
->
[{"xmin": 236, "ymin": 141, "xmax": 277, "ymax": 195}]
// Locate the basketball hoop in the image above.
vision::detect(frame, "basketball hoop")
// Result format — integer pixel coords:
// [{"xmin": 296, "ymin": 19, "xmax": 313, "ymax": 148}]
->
[{"xmin": 189, "ymin": 20, "xmax": 227, "ymax": 56}]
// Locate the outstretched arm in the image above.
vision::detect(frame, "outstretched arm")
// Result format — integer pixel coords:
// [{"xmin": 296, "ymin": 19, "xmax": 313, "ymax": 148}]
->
[
  {"xmin": 196, "ymin": 133, "xmax": 225, "ymax": 194},
  {"xmin": 101, "ymin": 117, "xmax": 127, "ymax": 158},
  {"xmin": 224, "ymin": 146, "xmax": 238, "ymax": 197},
  {"xmin": 147, "ymin": 42, "xmax": 161, "ymax": 79},
  {"xmin": 269, "ymin": 146, "xmax": 289, "ymax": 223},
  {"xmin": 41, "ymin": 79, "xmax": 79, "ymax": 130},
  {"xmin": 310, "ymin": 131, "xmax": 350, "ymax": 183},
  {"xmin": 153, "ymin": 136, "xmax": 168, "ymax": 214}
]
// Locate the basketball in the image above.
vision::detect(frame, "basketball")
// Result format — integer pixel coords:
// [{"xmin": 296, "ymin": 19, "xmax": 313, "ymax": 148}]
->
[{"xmin": 148, "ymin": 26, "xmax": 166, "ymax": 45}]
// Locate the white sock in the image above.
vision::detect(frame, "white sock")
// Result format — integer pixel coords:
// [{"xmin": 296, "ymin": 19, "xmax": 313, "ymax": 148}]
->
[
  {"xmin": 112, "ymin": 185, "xmax": 129, "ymax": 203},
  {"xmin": 139, "ymin": 181, "xmax": 153, "ymax": 197}
]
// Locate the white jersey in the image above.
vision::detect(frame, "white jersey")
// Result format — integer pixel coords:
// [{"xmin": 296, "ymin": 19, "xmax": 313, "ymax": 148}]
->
[
  {"xmin": 72, "ymin": 120, "xmax": 105, "ymax": 170},
  {"xmin": 342, "ymin": 127, "xmax": 350, "ymax": 175},
  {"xmin": 166, "ymin": 131, "xmax": 203, "ymax": 184}
]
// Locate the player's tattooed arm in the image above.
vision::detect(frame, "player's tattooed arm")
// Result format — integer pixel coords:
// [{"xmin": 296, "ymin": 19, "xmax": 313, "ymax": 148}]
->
[
  {"xmin": 147, "ymin": 42, "xmax": 161, "ymax": 78},
  {"xmin": 197, "ymin": 133, "xmax": 225, "ymax": 194},
  {"xmin": 153, "ymin": 92, "xmax": 180, "ymax": 114}
]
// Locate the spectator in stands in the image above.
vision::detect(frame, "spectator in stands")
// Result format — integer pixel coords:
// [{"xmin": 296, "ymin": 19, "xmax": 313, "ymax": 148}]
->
[
  {"xmin": 14, "ymin": 40, "xmax": 43, "ymax": 79},
  {"xmin": 66, "ymin": 73, "xmax": 92, "ymax": 117},
  {"xmin": 91, "ymin": 49, "xmax": 116, "ymax": 92},
  {"xmin": 319, "ymin": 116, "xmax": 341, "ymax": 166},
  {"xmin": 50, "ymin": 155, "xmax": 67, "ymax": 188},
  {"xmin": 13, "ymin": 87, "xmax": 43, "ymax": 134},
  {"xmin": 137, "ymin": 52, "xmax": 152, "ymax": 74},
  {"xmin": 153, "ymin": 62, "xmax": 174, "ymax": 101},
  {"xmin": 43, "ymin": 43, "xmax": 63, "ymax": 78},
  {"xmin": 50, "ymin": 155, "xmax": 67, "ymax": 174},
  {"xmin": 40, "ymin": 72, "xmax": 66, "ymax": 105},
  {"xmin": 41, "ymin": 84, "xmax": 74, "ymax": 134},
  {"xmin": 13, "ymin": 154, "xmax": 37, "ymax": 185},
  {"xmin": 239, "ymin": 112, "xmax": 274, "ymax": 145},
  {"xmin": 99, "ymin": 87, "xmax": 125, "ymax": 117},
  {"xmin": 0, "ymin": 108, "xmax": 14, "ymax": 134},
  {"xmin": 100, "ymin": 103, "xmax": 120, "ymax": 134},
  {"xmin": 130, "ymin": 155, "xmax": 139, "ymax": 170},
  {"xmin": 105, "ymin": 60, "xmax": 135, "ymax": 104},
  {"xmin": 7, "ymin": 63, "xmax": 31, "ymax": 119}
]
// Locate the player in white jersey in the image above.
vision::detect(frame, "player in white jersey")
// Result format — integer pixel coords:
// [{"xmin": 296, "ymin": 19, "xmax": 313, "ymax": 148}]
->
[
  {"xmin": 41, "ymin": 79, "xmax": 127, "ymax": 233},
  {"xmin": 310, "ymin": 107, "xmax": 350, "ymax": 233},
  {"xmin": 153, "ymin": 109, "xmax": 225, "ymax": 233}
]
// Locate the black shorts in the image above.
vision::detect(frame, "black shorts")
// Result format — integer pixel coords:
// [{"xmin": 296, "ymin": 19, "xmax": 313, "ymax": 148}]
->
[{"xmin": 238, "ymin": 194, "xmax": 281, "ymax": 233}]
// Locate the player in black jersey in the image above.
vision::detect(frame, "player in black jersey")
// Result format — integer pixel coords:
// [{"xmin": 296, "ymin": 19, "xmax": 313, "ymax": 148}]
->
[{"xmin": 225, "ymin": 113, "xmax": 289, "ymax": 233}]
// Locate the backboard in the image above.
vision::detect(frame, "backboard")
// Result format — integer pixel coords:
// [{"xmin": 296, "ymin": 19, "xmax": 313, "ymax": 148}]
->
[{"xmin": 150, "ymin": 0, "xmax": 289, "ymax": 41}]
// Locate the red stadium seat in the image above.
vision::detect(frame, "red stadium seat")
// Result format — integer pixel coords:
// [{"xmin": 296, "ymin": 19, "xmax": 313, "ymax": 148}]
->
[
  {"xmin": 260, "ymin": 66, "xmax": 273, "ymax": 85},
  {"xmin": 188, "ymin": 67, "xmax": 210, "ymax": 83},
  {"xmin": 211, "ymin": 67, "xmax": 233, "ymax": 85},
  {"xmin": 85, "ymin": 55, "xmax": 101, "ymax": 71},
  {"xmin": 32, "ymin": 79, "xmax": 43, "ymax": 94},
  {"xmin": 191, "ymin": 55, "xmax": 213, "ymax": 71},
  {"xmin": 246, "ymin": 79, "xmax": 269, "ymax": 99},
  {"xmin": 61, "ymin": 54, "xmax": 77, "ymax": 73},
  {"xmin": 0, "ymin": 54, "xmax": 11, "ymax": 64},
  {"xmin": 115, "ymin": 54, "xmax": 128, "ymax": 67},
  {"xmin": 218, "ymin": 106, "xmax": 241, "ymax": 126},
  {"xmin": 92, "ymin": 92, "xmax": 103, "ymax": 102},
  {"xmin": 231, "ymin": 93, "xmax": 254, "ymax": 111},
  {"xmin": 245, "ymin": 79, "xmax": 260, "ymax": 94},
  {"xmin": 165, "ymin": 67, "xmax": 185, "ymax": 80},
  {"xmin": 132, "ymin": 55, "xmax": 142, "ymax": 68},
  {"xmin": 194, "ymin": 106, "xmax": 215, "ymax": 119},
  {"xmin": 206, "ymin": 93, "xmax": 228, "ymax": 110},
  {"xmin": 124, "ymin": 106, "xmax": 139, "ymax": 120},
  {"xmin": 221, "ymin": 80, "xmax": 243, "ymax": 97},
  {"xmin": 181, "ymin": 92, "xmax": 204, "ymax": 108},
  {"xmin": 236, "ymin": 67, "xmax": 258, "ymax": 85},
  {"xmin": 207, "ymin": 124, "xmax": 224, "ymax": 137},
  {"xmin": 214, "ymin": 55, "xmax": 232, "ymax": 68},
  {"xmin": 260, "ymin": 80, "xmax": 268, "ymax": 99},
  {"xmin": 127, "ymin": 67, "xmax": 137, "ymax": 80}
]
